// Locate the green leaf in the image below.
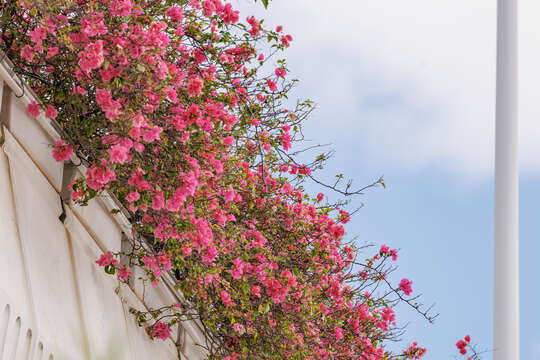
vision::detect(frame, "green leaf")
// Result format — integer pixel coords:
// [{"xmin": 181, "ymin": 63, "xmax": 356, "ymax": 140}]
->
[{"xmin": 258, "ymin": 302, "xmax": 270, "ymax": 314}]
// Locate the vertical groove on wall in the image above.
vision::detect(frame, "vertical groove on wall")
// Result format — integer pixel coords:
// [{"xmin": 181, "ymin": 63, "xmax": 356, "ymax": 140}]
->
[
  {"xmin": 63, "ymin": 225, "xmax": 91, "ymax": 360},
  {"xmin": 35, "ymin": 342, "xmax": 43, "ymax": 360},
  {"xmin": 9, "ymin": 317, "xmax": 21, "ymax": 359},
  {"xmin": 0, "ymin": 304, "xmax": 10, "ymax": 357},
  {"xmin": 21, "ymin": 328, "xmax": 31, "ymax": 360},
  {"xmin": 2, "ymin": 143, "xmax": 38, "ymax": 328}
]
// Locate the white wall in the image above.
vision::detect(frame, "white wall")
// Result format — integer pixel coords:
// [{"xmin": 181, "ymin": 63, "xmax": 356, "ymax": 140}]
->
[{"xmin": 0, "ymin": 60, "xmax": 207, "ymax": 360}]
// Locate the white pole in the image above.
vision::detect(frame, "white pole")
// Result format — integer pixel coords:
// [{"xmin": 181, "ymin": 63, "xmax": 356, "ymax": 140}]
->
[{"xmin": 494, "ymin": 0, "xmax": 519, "ymax": 359}]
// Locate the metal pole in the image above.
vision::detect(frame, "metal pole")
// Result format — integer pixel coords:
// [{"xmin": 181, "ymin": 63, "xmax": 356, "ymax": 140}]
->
[{"xmin": 494, "ymin": 0, "xmax": 519, "ymax": 359}]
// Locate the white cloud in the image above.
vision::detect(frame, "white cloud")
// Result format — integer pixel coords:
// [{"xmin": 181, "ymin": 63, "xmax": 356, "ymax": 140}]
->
[{"xmin": 235, "ymin": 0, "xmax": 540, "ymax": 178}]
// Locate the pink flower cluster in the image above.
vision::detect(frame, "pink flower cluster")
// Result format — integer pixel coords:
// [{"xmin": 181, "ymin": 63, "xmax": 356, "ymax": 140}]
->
[
  {"xmin": 398, "ymin": 278, "xmax": 413, "ymax": 296},
  {"xmin": 26, "ymin": 101, "xmax": 40, "ymax": 118},
  {"xmin": 141, "ymin": 253, "xmax": 172, "ymax": 282},
  {"xmin": 78, "ymin": 40, "xmax": 105, "ymax": 73},
  {"xmin": 380, "ymin": 244, "xmax": 398, "ymax": 261},
  {"xmin": 456, "ymin": 335, "xmax": 471, "ymax": 355},
  {"xmin": 86, "ymin": 162, "xmax": 116, "ymax": 190},
  {"xmin": 147, "ymin": 321, "xmax": 171, "ymax": 340},
  {"xmin": 117, "ymin": 266, "xmax": 132, "ymax": 281},
  {"xmin": 95, "ymin": 252, "xmax": 119, "ymax": 267},
  {"xmin": 246, "ymin": 16, "xmax": 261, "ymax": 37},
  {"xmin": 52, "ymin": 140, "xmax": 73, "ymax": 162},
  {"xmin": 187, "ymin": 77, "xmax": 204, "ymax": 97},
  {"xmin": 95, "ymin": 89, "xmax": 122, "ymax": 120}
]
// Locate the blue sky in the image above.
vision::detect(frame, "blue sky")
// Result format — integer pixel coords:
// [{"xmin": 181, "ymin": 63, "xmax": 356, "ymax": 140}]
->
[{"xmin": 235, "ymin": 1, "xmax": 540, "ymax": 358}]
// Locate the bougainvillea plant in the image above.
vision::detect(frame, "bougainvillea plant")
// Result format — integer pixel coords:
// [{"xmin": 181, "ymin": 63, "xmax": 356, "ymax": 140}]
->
[
  {"xmin": 455, "ymin": 336, "xmax": 484, "ymax": 360},
  {"xmin": 0, "ymin": 0, "xmax": 474, "ymax": 358}
]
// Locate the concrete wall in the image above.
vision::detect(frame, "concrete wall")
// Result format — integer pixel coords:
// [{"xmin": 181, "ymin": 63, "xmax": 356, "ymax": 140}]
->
[{"xmin": 0, "ymin": 60, "xmax": 207, "ymax": 360}]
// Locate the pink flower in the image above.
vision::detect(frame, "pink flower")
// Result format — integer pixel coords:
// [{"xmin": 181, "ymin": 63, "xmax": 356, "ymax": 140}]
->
[
  {"xmin": 233, "ymin": 323, "xmax": 245, "ymax": 335},
  {"xmin": 250, "ymin": 285, "xmax": 261, "ymax": 298},
  {"xmin": 45, "ymin": 105, "xmax": 58, "ymax": 119},
  {"xmin": 52, "ymin": 140, "xmax": 73, "ymax": 162},
  {"xmin": 316, "ymin": 193, "xmax": 324, "ymax": 202},
  {"xmin": 399, "ymin": 278, "xmax": 413, "ymax": 296},
  {"xmin": 107, "ymin": 144, "xmax": 129, "ymax": 163},
  {"xmin": 75, "ymin": 86, "xmax": 87, "ymax": 95},
  {"xmin": 148, "ymin": 321, "xmax": 171, "ymax": 340},
  {"xmin": 267, "ymin": 79, "xmax": 277, "ymax": 92},
  {"xmin": 165, "ymin": 87, "xmax": 178, "ymax": 103},
  {"xmin": 224, "ymin": 189, "xmax": 236, "ymax": 203},
  {"xmin": 142, "ymin": 256, "xmax": 163, "ymax": 279},
  {"xmin": 26, "ymin": 101, "xmax": 41, "ymax": 118},
  {"xmin": 132, "ymin": 111, "xmax": 147, "ymax": 128},
  {"xmin": 223, "ymin": 136, "xmax": 234, "ymax": 146},
  {"xmin": 221, "ymin": 3, "xmax": 239, "ymax": 24},
  {"xmin": 280, "ymin": 131, "xmax": 291, "ymax": 151},
  {"xmin": 86, "ymin": 163, "xmax": 116, "ymax": 190},
  {"xmin": 456, "ymin": 338, "xmax": 468, "ymax": 355},
  {"xmin": 110, "ymin": 0, "xmax": 133, "ymax": 16},
  {"xmin": 81, "ymin": 12, "xmax": 108, "ymax": 37},
  {"xmin": 220, "ymin": 290, "xmax": 235, "ymax": 307},
  {"xmin": 276, "ymin": 25, "xmax": 283, "ymax": 32},
  {"xmin": 158, "ymin": 253, "xmax": 172, "ymax": 271},
  {"xmin": 46, "ymin": 47, "xmax": 59, "ymax": 59},
  {"xmin": 28, "ymin": 27, "xmax": 47, "ymax": 45},
  {"xmin": 100, "ymin": 66, "xmax": 121, "ymax": 82},
  {"xmin": 381, "ymin": 307, "xmax": 395, "ymax": 323},
  {"xmin": 187, "ymin": 78, "xmax": 204, "ymax": 97},
  {"xmin": 246, "ymin": 16, "xmax": 261, "ymax": 37},
  {"xmin": 202, "ymin": 0, "xmax": 216, "ymax": 17},
  {"xmin": 20, "ymin": 45, "xmax": 34, "ymax": 62},
  {"xmin": 230, "ymin": 257, "xmax": 244, "ymax": 279},
  {"xmin": 78, "ymin": 40, "xmax": 104, "ymax": 73},
  {"xmin": 202, "ymin": 245, "xmax": 218, "ymax": 265},
  {"xmin": 125, "ymin": 191, "xmax": 140, "ymax": 203},
  {"xmin": 95, "ymin": 89, "xmax": 122, "ymax": 120},
  {"xmin": 167, "ymin": 6, "xmax": 184, "ymax": 22},
  {"xmin": 334, "ymin": 326, "xmax": 344, "ymax": 341},
  {"xmin": 281, "ymin": 34, "xmax": 293, "ymax": 48},
  {"xmin": 275, "ymin": 68, "xmax": 286, "ymax": 77},
  {"xmin": 96, "ymin": 252, "xmax": 118, "ymax": 267},
  {"xmin": 142, "ymin": 126, "xmax": 162, "ymax": 143},
  {"xmin": 151, "ymin": 191, "xmax": 165, "ymax": 210},
  {"xmin": 403, "ymin": 342, "xmax": 427, "ymax": 359},
  {"xmin": 117, "ymin": 266, "xmax": 131, "ymax": 281}
]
